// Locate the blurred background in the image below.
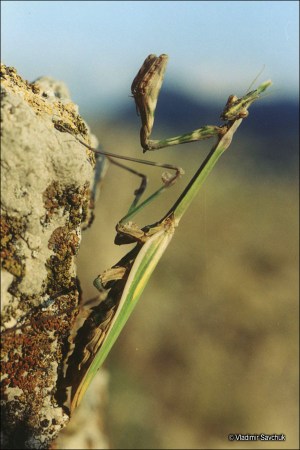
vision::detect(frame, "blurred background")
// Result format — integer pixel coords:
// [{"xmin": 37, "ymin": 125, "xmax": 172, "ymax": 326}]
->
[{"xmin": 2, "ymin": 1, "xmax": 299, "ymax": 449}]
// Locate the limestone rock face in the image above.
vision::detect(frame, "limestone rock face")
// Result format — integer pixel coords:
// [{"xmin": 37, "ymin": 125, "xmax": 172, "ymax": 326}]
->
[{"xmin": 1, "ymin": 64, "xmax": 108, "ymax": 449}]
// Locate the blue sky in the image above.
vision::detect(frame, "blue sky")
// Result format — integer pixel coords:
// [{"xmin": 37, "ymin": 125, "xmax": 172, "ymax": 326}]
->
[{"xmin": 1, "ymin": 1, "xmax": 299, "ymax": 116}]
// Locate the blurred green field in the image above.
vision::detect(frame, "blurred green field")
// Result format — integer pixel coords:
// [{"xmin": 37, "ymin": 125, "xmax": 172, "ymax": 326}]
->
[{"xmin": 77, "ymin": 125, "xmax": 299, "ymax": 449}]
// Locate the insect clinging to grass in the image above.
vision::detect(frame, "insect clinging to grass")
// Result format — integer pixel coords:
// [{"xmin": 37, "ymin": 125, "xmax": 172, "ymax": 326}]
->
[{"xmin": 59, "ymin": 54, "xmax": 271, "ymax": 414}]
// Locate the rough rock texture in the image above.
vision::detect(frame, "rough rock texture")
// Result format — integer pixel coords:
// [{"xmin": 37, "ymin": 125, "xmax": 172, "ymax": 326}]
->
[{"xmin": 1, "ymin": 64, "xmax": 108, "ymax": 449}]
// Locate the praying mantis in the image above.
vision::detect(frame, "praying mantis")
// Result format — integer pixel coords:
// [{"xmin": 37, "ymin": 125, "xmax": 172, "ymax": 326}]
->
[{"xmin": 63, "ymin": 54, "xmax": 271, "ymax": 414}]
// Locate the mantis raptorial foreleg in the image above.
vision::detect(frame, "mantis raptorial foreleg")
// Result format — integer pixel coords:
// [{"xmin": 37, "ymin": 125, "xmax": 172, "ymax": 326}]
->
[
  {"xmin": 132, "ymin": 54, "xmax": 223, "ymax": 152},
  {"xmin": 132, "ymin": 54, "xmax": 271, "ymax": 153}
]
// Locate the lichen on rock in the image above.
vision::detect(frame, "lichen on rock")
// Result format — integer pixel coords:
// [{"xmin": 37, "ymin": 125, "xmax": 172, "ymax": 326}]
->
[{"xmin": 1, "ymin": 63, "xmax": 105, "ymax": 449}]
